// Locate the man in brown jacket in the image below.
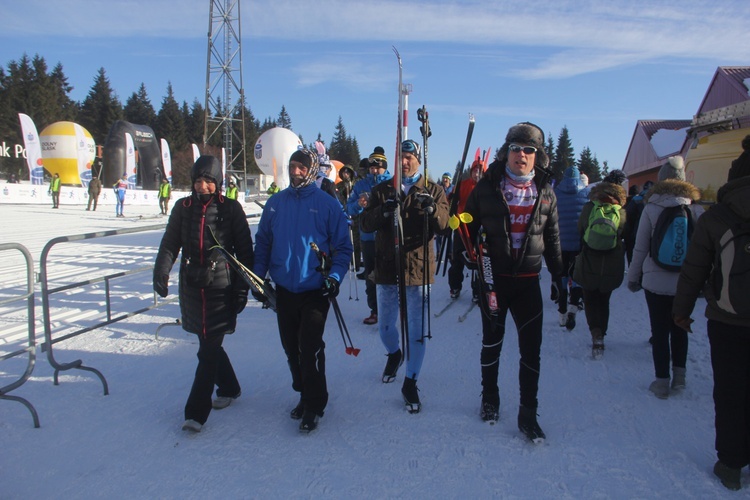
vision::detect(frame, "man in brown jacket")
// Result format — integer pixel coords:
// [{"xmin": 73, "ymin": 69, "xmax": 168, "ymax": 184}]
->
[{"xmin": 360, "ymin": 139, "xmax": 449, "ymax": 414}]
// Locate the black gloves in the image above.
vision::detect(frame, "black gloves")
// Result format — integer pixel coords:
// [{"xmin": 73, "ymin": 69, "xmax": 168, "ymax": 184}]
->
[
  {"xmin": 153, "ymin": 275, "xmax": 169, "ymax": 298},
  {"xmin": 550, "ymin": 281, "xmax": 560, "ymax": 302},
  {"xmin": 416, "ymin": 193, "xmax": 435, "ymax": 214},
  {"xmin": 251, "ymin": 288, "xmax": 267, "ymax": 305},
  {"xmin": 382, "ymin": 198, "xmax": 398, "ymax": 218},
  {"xmin": 236, "ymin": 290, "xmax": 248, "ymax": 314},
  {"xmin": 321, "ymin": 277, "xmax": 340, "ymax": 298}
]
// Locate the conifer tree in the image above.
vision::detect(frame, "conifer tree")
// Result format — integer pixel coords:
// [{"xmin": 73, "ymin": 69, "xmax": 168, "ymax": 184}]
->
[
  {"xmin": 577, "ymin": 146, "xmax": 602, "ymax": 183},
  {"xmin": 77, "ymin": 67, "xmax": 123, "ymax": 147},
  {"xmin": 123, "ymin": 83, "xmax": 156, "ymax": 129},
  {"xmin": 277, "ymin": 105, "xmax": 292, "ymax": 129},
  {"xmin": 551, "ymin": 126, "xmax": 575, "ymax": 183},
  {"xmin": 156, "ymin": 82, "xmax": 188, "ymax": 151}
]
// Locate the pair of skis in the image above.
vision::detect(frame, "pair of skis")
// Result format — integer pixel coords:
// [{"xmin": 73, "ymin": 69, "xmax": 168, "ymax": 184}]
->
[{"xmin": 209, "ymin": 243, "xmax": 277, "ymax": 312}]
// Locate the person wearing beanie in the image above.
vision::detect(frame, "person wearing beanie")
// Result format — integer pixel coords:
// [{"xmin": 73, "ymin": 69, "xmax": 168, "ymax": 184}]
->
[
  {"xmin": 727, "ymin": 134, "xmax": 750, "ymax": 182},
  {"xmin": 658, "ymin": 156, "xmax": 686, "ymax": 182},
  {"xmin": 153, "ymin": 155, "xmax": 254, "ymax": 433},
  {"xmin": 360, "ymin": 139, "xmax": 450, "ymax": 414},
  {"xmin": 253, "ymin": 148, "xmax": 353, "ymax": 433},
  {"xmin": 225, "ymin": 180, "xmax": 238, "ymax": 201},
  {"xmin": 335, "ymin": 164, "xmax": 361, "ymax": 270},
  {"xmin": 463, "ymin": 122, "xmax": 563, "ymax": 440},
  {"xmin": 552, "ymin": 166, "xmax": 589, "ymax": 330},
  {"xmin": 448, "ymin": 159, "xmax": 483, "ymax": 300},
  {"xmin": 627, "ymin": 169, "xmax": 703, "ymax": 400},
  {"xmin": 673, "ymin": 140, "xmax": 750, "ymax": 491},
  {"xmin": 158, "ymin": 177, "xmax": 172, "ymax": 214},
  {"xmin": 346, "ymin": 147, "xmax": 393, "ymax": 325},
  {"xmin": 315, "ymin": 152, "xmax": 338, "ymax": 200},
  {"xmin": 573, "ymin": 177, "xmax": 627, "ymax": 357},
  {"xmin": 440, "ymin": 172, "xmax": 453, "ymax": 196}
]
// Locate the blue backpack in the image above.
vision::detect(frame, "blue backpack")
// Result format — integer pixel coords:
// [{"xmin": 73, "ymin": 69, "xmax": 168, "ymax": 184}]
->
[{"xmin": 650, "ymin": 205, "xmax": 693, "ymax": 271}]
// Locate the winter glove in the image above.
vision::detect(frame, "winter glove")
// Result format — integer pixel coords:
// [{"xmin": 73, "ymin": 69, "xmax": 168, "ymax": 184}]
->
[
  {"xmin": 627, "ymin": 281, "xmax": 642, "ymax": 293},
  {"xmin": 153, "ymin": 275, "xmax": 169, "ymax": 298},
  {"xmin": 550, "ymin": 281, "xmax": 560, "ymax": 302},
  {"xmin": 462, "ymin": 251, "xmax": 478, "ymax": 271},
  {"xmin": 251, "ymin": 288, "xmax": 268, "ymax": 306},
  {"xmin": 321, "ymin": 277, "xmax": 340, "ymax": 299},
  {"xmin": 673, "ymin": 315, "xmax": 693, "ymax": 333},
  {"xmin": 416, "ymin": 193, "xmax": 435, "ymax": 215},
  {"xmin": 236, "ymin": 290, "xmax": 248, "ymax": 314},
  {"xmin": 382, "ymin": 198, "xmax": 399, "ymax": 218}
]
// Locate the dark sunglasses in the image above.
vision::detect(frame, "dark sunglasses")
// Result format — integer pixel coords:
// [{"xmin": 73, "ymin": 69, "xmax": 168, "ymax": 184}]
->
[{"xmin": 509, "ymin": 144, "xmax": 537, "ymax": 155}]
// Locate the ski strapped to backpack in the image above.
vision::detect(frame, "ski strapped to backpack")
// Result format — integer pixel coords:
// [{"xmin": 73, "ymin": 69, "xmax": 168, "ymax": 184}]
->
[
  {"xmin": 583, "ymin": 201, "xmax": 621, "ymax": 251},
  {"xmin": 709, "ymin": 203, "xmax": 750, "ymax": 317},
  {"xmin": 650, "ymin": 204, "xmax": 694, "ymax": 271},
  {"xmin": 310, "ymin": 242, "xmax": 361, "ymax": 356}
]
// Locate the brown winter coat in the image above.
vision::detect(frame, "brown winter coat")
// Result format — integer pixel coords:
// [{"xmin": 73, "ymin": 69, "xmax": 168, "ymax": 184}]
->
[
  {"xmin": 673, "ymin": 176, "xmax": 750, "ymax": 327},
  {"xmin": 360, "ymin": 175, "xmax": 449, "ymax": 286},
  {"xmin": 573, "ymin": 182, "xmax": 628, "ymax": 292}
]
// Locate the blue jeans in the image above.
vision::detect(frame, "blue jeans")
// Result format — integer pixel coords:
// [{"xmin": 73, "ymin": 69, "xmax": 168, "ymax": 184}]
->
[{"xmin": 377, "ymin": 284, "xmax": 427, "ymax": 380}]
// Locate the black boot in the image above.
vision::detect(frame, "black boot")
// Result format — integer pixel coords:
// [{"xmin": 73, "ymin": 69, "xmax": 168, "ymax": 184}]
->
[
  {"xmin": 290, "ymin": 398, "xmax": 304, "ymax": 420},
  {"xmin": 480, "ymin": 393, "xmax": 500, "ymax": 423},
  {"xmin": 401, "ymin": 376, "xmax": 421, "ymax": 414},
  {"xmin": 382, "ymin": 349, "xmax": 402, "ymax": 383},
  {"xmin": 518, "ymin": 405, "xmax": 546, "ymax": 443},
  {"xmin": 713, "ymin": 461, "xmax": 741, "ymax": 491}
]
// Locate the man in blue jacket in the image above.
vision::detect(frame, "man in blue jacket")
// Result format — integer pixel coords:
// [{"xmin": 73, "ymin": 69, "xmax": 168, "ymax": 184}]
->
[
  {"xmin": 346, "ymin": 148, "xmax": 392, "ymax": 325},
  {"xmin": 253, "ymin": 149, "xmax": 353, "ymax": 433}
]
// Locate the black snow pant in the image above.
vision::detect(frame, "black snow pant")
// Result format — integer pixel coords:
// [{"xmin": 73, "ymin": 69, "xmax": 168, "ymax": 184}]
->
[
  {"xmin": 276, "ymin": 286, "xmax": 330, "ymax": 416},
  {"xmin": 480, "ymin": 275, "xmax": 543, "ymax": 410},
  {"xmin": 448, "ymin": 232, "xmax": 477, "ymax": 297},
  {"xmin": 645, "ymin": 291, "xmax": 687, "ymax": 379},
  {"xmin": 582, "ymin": 288, "xmax": 613, "ymax": 337},
  {"xmin": 708, "ymin": 320, "xmax": 750, "ymax": 470},
  {"xmin": 362, "ymin": 239, "xmax": 377, "ymax": 314},
  {"xmin": 184, "ymin": 333, "xmax": 241, "ymax": 424},
  {"xmin": 554, "ymin": 250, "xmax": 583, "ymax": 314}
]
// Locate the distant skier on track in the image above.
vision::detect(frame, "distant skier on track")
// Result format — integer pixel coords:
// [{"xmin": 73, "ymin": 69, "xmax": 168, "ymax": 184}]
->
[{"xmin": 464, "ymin": 123, "xmax": 563, "ymax": 441}]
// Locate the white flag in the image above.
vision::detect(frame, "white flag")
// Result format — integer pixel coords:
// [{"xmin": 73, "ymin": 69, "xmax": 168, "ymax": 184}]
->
[
  {"xmin": 191, "ymin": 143, "xmax": 200, "ymax": 164},
  {"xmin": 160, "ymin": 138, "xmax": 172, "ymax": 183},
  {"xmin": 18, "ymin": 113, "xmax": 44, "ymax": 184},
  {"xmin": 125, "ymin": 132, "xmax": 136, "ymax": 189}
]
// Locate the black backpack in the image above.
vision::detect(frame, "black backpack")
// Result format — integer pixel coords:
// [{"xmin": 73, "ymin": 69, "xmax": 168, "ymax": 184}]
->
[
  {"xmin": 650, "ymin": 205, "xmax": 693, "ymax": 271},
  {"xmin": 709, "ymin": 203, "xmax": 750, "ymax": 317}
]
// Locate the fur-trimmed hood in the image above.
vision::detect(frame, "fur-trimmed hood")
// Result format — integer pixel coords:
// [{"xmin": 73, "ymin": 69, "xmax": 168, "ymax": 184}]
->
[
  {"xmin": 644, "ymin": 179, "xmax": 700, "ymax": 204},
  {"xmin": 588, "ymin": 182, "xmax": 627, "ymax": 206}
]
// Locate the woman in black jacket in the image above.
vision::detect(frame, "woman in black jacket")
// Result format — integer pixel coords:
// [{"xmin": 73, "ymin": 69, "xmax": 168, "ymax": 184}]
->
[
  {"xmin": 153, "ymin": 155, "xmax": 254, "ymax": 432},
  {"xmin": 464, "ymin": 122, "xmax": 563, "ymax": 442}
]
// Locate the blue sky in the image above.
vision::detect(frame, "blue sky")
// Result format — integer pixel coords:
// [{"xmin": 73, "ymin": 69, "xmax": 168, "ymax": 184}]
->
[{"xmin": 3, "ymin": 0, "xmax": 749, "ymax": 177}]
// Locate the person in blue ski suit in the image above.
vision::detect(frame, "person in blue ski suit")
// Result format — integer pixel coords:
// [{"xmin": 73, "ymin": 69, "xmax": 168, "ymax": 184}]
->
[
  {"xmin": 346, "ymin": 148, "xmax": 392, "ymax": 325},
  {"xmin": 552, "ymin": 166, "xmax": 589, "ymax": 330},
  {"xmin": 360, "ymin": 139, "xmax": 450, "ymax": 414},
  {"xmin": 253, "ymin": 148, "xmax": 353, "ymax": 433},
  {"xmin": 114, "ymin": 174, "xmax": 127, "ymax": 217}
]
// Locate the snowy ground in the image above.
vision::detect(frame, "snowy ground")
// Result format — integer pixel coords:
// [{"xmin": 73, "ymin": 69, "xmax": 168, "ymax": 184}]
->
[{"xmin": 0, "ymin": 202, "xmax": 742, "ymax": 498}]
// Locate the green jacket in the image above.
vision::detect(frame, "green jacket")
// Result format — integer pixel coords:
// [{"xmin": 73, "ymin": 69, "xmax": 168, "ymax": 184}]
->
[
  {"xmin": 50, "ymin": 177, "xmax": 61, "ymax": 193},
  {"xmin": 226, "ymin": 186, "xmax": 238, "ymax": 200},
  {"xmin": 159, "ymin": 182, "xmax": 171, "ymax": 199}
]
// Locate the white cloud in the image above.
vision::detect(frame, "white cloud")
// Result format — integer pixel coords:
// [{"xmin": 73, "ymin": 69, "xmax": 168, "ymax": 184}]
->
[{"xmin": 4, "ymin": 0, "xmax": 749, "ymax": 79}]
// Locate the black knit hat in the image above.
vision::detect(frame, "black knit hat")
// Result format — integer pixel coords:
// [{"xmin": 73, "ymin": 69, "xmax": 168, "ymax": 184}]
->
[
  {"xmin": 727, "ymin": 134, "xmax": 750, "ymax": 181},
  {"xmin": 603, "ymin": 169, "xmax": 627, "ymax": 185},
  {"xmin": 288, "ymin": 149, "xmax": 319, "ymax": 188},
  {"xmin": 369, "ymin": 146, "xmax": 388, "ymax": 169}
]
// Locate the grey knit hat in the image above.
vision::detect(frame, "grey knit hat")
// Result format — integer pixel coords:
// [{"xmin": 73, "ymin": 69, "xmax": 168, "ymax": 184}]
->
[{"xmin": 658, "ymin": 156, "xmax": 686, "ymax": 181}]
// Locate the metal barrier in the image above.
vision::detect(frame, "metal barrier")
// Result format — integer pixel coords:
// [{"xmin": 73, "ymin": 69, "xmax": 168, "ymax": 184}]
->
[
  {"xmin": 0, "ymin": 243, "xmax": 40, "ymax": 428},
  {"xmin": 39, "ymin": 224, "xmax": 177, "ymax": 395}
]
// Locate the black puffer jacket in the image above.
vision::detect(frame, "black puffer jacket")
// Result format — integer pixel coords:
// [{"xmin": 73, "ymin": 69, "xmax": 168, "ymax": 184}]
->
[
  {"xmin": 464, "ymin": 161, "xmax": 563, "ymax": 277},
  {"xmin": 154, "ymin": 194, "xmax": 254, "ymax": 337}
]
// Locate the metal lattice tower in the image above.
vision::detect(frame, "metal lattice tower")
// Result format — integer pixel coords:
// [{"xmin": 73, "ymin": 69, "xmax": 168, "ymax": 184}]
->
[{"xmin": 204, "ymin": 0, "xmax": 246, "ymax": 185}]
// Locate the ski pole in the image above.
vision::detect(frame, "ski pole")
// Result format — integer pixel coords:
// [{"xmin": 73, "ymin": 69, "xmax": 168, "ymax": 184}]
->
[{"xmin": 309, "ymin": 242, "xmax": 360, "ymax": 356}]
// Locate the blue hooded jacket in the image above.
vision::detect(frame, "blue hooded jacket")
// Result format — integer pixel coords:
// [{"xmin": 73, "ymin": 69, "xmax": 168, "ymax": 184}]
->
[
  {"xmin": 253, "ymin": 183, "xmax": 353, "ymax": 293},
  {"xmin": 346, "ymin": 171, "xmax": 392, "ymax": 242},
  {"xmin": 554, "ymin": 167, "xmax": 589, "ymax": 252}
]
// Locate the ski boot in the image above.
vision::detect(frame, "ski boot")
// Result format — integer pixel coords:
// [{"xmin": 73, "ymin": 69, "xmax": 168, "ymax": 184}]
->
[
  {"xmin": 402, "ymin": 376, "xmax": 421, "ymax": 414},
  {"xmin": 518, "ymin": 406, "xmax": 545, "ymax": 443},
  {"xmin": 382, "ymin": 349, "xmax": 403, "ymax": 383}
]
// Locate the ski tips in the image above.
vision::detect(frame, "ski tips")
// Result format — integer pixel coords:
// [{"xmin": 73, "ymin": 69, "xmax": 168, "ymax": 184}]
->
[
  {"xmin": 469, "ymin": 113, "xmax": 475, "ymax": 123},
  {"xmin": 345, "ymin": 347, "xmax": 361, "ymax": 357}
]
